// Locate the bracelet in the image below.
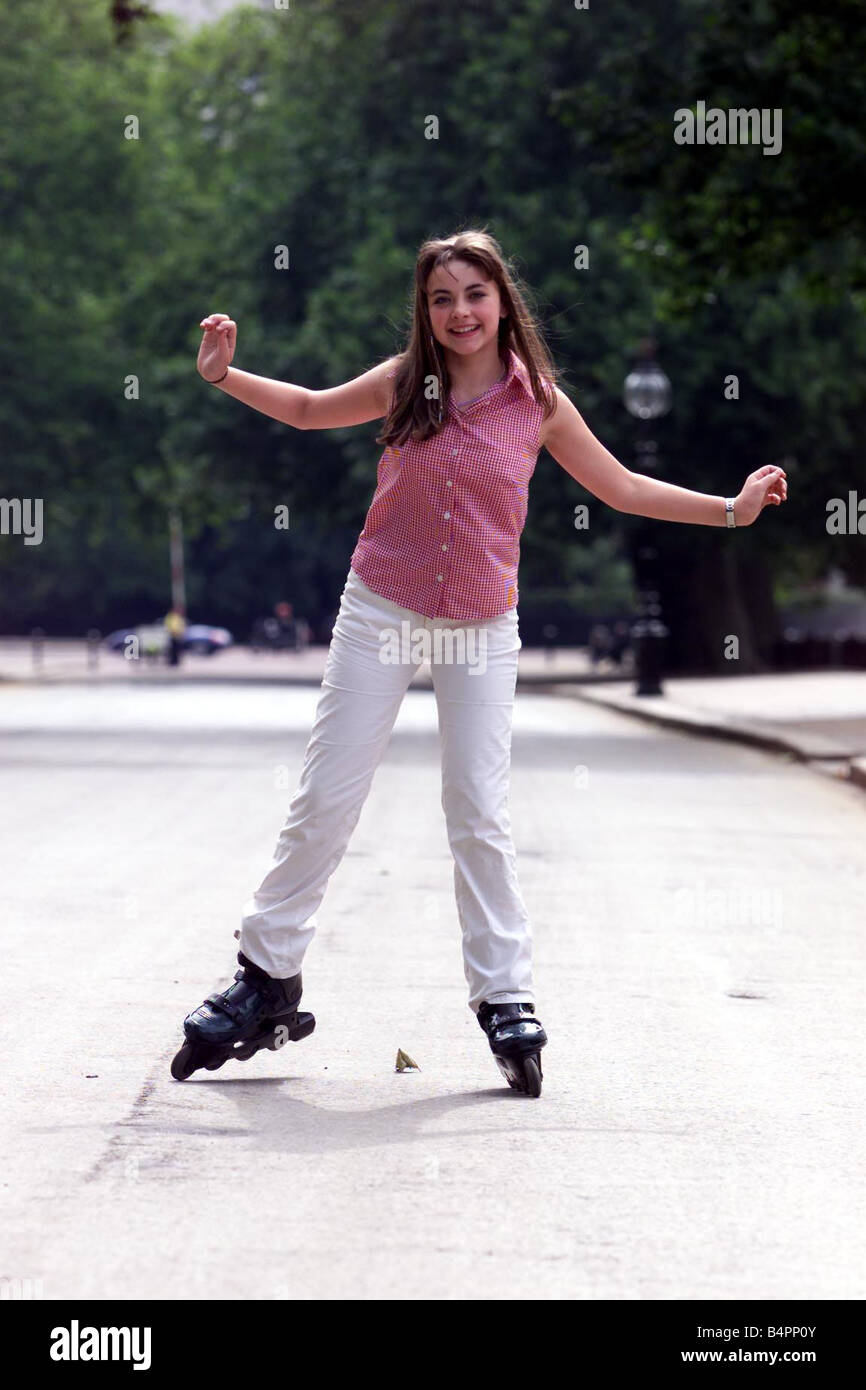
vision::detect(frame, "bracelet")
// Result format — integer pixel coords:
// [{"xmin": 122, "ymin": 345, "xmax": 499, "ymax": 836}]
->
[
  {"xmin": 206, "ymin": 367, "xmax": 229, "ymax": 384},
  {"xmin": 725, "ymin": 496, "xmax": 736, "ymax": 528}
]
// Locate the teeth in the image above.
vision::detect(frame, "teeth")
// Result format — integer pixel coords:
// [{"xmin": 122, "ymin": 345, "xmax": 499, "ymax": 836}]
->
[{"xmin": 451, "ymin": 326, "xmax": 478, "ymax": 334}]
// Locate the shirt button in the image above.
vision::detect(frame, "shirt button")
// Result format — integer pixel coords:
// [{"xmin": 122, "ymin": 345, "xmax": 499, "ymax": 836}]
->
[
  {"xmin": 451, "ymin": 448, "xmax": 458, "ymax": 455},
  {"xmin": 441, "ymin": 543, "xmax": 448, "ymax": 551},
  {"xmin": 436, "ymin": 574, "xmax": 443, "ymax": 582},
  {"xmin": 446, "ymin": 480, "xmax": 452, "ymax": 487},
  {"xmin": 443, "ymin": 511, "xmax": 450, "ymax": 519}
]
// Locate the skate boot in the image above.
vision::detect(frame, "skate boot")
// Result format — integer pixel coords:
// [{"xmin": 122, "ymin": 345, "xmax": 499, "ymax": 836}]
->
[
  {"xmin": 477, "ymin": 1001, "xmax": 547, "ymax": 1097},
  {"xmin": 170, "ymin": 951, "xmax": 315, "ymax": 1081}
]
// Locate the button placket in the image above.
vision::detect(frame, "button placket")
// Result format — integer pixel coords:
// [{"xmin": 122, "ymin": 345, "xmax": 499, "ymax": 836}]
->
[
  {"xmin": 445, "ymin": 444, "xmax": 457, "ymax": 512},
  {"xmin": 436, "ymin": 434, "xmax": 459, "ymax": 589}
]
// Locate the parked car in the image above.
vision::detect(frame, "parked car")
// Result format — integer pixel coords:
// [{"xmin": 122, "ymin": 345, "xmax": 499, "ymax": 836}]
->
[
  {"xmin": 183, "ymin": 624, "xmax": 233, "ymax": 655},
  {"xmin": 103, "ymin": 623, "xmax": 233, "ymax": 657}
]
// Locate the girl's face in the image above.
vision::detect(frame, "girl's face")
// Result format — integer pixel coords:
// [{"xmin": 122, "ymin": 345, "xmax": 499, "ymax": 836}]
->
[{"xmin": 425, "ymin": 259, "xmax": 505, "ymax": 359}]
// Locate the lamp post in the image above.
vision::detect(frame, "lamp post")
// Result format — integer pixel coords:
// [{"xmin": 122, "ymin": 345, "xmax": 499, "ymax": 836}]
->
[
  {"xmin": 168, "ymin": 506, "xmax": 186, "ymax": 617},
  {"xmin": 623, "ymin": 339, "xmax": 672, "ymax": 696}
]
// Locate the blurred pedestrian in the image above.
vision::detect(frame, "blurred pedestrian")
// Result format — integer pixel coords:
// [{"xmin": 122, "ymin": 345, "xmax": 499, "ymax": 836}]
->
[
  {"xmin": 588, "ymin": 622, "xmax": 612, "ymax": 668},
  {"xmin": 273, "ymin": 601, "xmax": 298, "ymax": 651},
  {"xmin": 164, "ymin": 607, "xmax": 186, "ymax": 666},
  {"xmin": 609, "ymin": 620, "xmax": 631, "ymax": 668}
]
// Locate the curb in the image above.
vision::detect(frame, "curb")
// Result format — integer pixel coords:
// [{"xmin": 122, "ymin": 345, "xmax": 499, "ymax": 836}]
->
[{"xmin": 537, "ymin": 681, "xmax": 866, "ymax": 791}]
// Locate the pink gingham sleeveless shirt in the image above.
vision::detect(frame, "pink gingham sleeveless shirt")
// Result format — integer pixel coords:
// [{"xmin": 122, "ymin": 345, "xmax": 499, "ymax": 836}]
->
[{"xmin": 349, "ymin": 347, "xmax": 549, "ymax": 621}]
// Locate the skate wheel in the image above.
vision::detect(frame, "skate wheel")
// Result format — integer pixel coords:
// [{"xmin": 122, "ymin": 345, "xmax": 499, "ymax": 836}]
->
[
  {"xmin": 523, "ymin": 1055, "xmax": 543, "ymax": 1098},
  {"xmin": 170, "ymin": 1042, "xmax": 199, "ymax": 1081},
  {"xmin": 234, "ymin": 1041, "xmax": 258, "ymax": 1060},
  {"xmin": 494, "ymin": 1057, "xmax": 520, "ymax": 1090}
]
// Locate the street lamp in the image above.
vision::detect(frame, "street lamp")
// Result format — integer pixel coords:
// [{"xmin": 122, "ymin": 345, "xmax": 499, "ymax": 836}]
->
[
  {"xmin": 623, "ymin": 338, "xmax": 672, "ymax": 696},
  {"xmin": 623, "ymin": 354, "xmax": 672, "ymax": 421}
]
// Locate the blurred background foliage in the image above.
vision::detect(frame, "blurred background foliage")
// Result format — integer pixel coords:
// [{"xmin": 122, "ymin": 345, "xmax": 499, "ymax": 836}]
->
[{"xmin": 1, "ymin": 0, "xmax": 863, "ymax": 669}]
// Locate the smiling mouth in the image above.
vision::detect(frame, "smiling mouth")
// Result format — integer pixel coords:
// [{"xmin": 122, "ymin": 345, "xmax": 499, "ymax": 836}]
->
[{"xmin": 449, "ymin": 325, "xmax": 480, "ymax": 336}]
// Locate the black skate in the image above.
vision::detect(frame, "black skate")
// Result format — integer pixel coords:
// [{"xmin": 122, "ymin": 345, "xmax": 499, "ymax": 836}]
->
[
  {"xmin": 170, "ymin": 951, "xmax": 315, "ymax": 1081},
  {"xmin": 477, "ymin": 1001, "xmax": 547, "ymax": 1097}
]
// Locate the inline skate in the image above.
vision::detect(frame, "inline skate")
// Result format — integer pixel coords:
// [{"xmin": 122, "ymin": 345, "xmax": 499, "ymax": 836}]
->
[
  {"xmin": 477, "ymin": 1001, "xmax": 547, "ymax": 1097},
  {"xmin": 171, "ymin": 951, "xmax": 315, "ymax": 1080}
]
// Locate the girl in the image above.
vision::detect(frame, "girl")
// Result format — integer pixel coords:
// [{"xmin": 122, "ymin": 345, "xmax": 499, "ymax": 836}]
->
[{"xmin": 171, "ymin": 228, "xmax": 787, "ymax": 1096}]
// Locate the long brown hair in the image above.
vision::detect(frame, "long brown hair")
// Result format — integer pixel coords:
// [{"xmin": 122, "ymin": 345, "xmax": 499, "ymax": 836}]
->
[{"xmin": 375, "ymin": 228, "xmax": 560, "ymax": 448}]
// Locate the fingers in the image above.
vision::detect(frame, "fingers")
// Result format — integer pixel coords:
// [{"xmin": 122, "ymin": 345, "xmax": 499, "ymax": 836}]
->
[
  {"xmin": 199, "ymin": 313, "xmax": 229, "ymax": 329},
  {"xmin": 752, "ymin": 465, "xmax": 788, "ymax": 510}
]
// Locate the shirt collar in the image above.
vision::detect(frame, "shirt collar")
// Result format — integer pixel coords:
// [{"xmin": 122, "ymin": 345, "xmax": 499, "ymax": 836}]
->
[
  {"xmin": 449, "ymin": 347, "xmax": 534, "ymax": 416},
  {"xmin": 506, "ymin": 347, "xmax": 536, "ymax": 401}
]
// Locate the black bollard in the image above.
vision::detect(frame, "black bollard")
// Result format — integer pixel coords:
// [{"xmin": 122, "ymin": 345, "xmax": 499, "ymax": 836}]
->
[{"xmin": 631, "ymin": 597, "xmax": 668, "ymax": 696}]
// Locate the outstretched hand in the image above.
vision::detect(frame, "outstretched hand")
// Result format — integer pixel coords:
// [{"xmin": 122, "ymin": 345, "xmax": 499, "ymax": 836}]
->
[
  {"xmin": 735, "ymin": 465, "xmax": 788, "ymax": 526},
  {"xmin": 197, "ymin": 313, "xmax": 236, "ymax": 382}
]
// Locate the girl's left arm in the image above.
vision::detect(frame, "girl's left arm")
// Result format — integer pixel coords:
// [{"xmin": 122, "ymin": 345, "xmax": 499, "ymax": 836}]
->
[
  {"xmin": 623, "ymin": 463, "xmax": 787, "ymax": 527},
  {"xmin": 541, "ymin": 387, "xmax": 788, "ymax": 526}
]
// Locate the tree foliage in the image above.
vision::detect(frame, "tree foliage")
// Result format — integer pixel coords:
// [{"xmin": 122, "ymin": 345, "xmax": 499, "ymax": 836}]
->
[{"xmin": 1, "ymin": 0, "xmax": 862, "ymax": 669}]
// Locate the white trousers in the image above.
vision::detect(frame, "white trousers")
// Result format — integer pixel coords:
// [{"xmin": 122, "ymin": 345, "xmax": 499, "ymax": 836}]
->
[{"xmin": 239, "ymin": 566, "xmax": 535, "ymax": 1013}]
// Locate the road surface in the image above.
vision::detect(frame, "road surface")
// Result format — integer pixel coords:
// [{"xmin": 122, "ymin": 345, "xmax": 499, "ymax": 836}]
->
[{"xmin": 1, "ymin": 679, "xmax": 864, "ymax": 1299}]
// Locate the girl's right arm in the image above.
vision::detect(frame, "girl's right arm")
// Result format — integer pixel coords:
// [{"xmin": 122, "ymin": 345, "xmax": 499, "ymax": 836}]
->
[{"xmin": 198, "ymin": 313, "xmax": 398, "ymax": 429}]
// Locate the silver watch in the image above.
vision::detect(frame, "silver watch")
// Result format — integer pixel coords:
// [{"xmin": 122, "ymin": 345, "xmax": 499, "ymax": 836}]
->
[{"xmin": 725, "ymin": 497, "xmax": 736, "ymax": 528}]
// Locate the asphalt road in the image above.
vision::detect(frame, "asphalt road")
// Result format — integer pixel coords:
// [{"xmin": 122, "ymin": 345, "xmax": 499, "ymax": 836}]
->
[{"xmin": 1, "ymin": 680, "xmax": 864, "ymax": 1300}]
